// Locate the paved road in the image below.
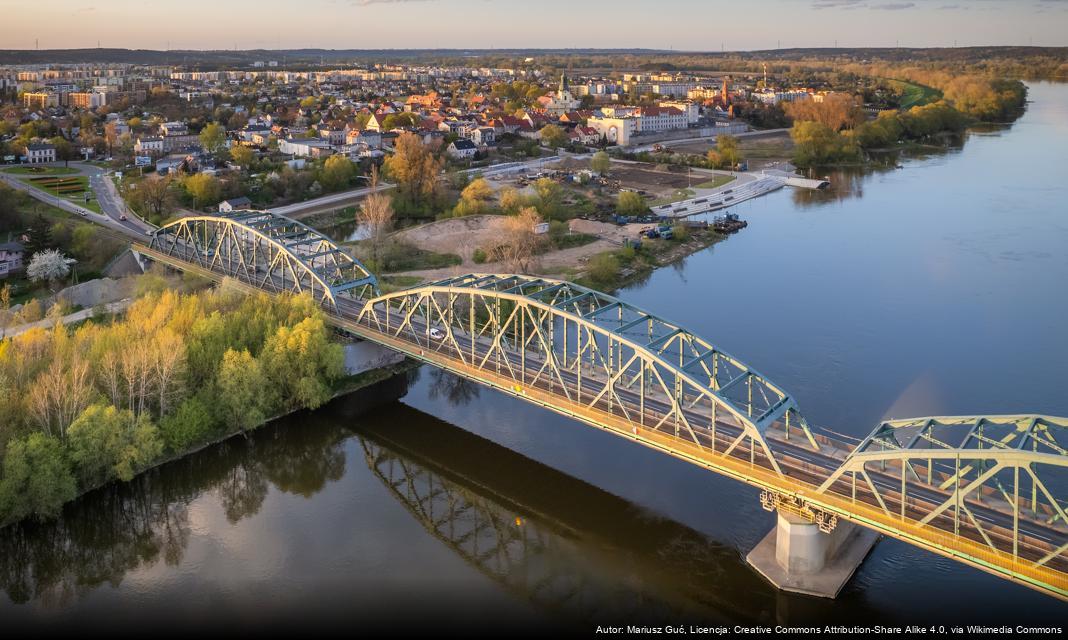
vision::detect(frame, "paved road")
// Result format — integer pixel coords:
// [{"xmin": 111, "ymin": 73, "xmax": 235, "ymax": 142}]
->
[
  {"xmin": 0, "ymin": 162, "xmax": 150, "ymax": 238},
  {"xmin": 269, "ymin": 182, "xmax": 394, "ymax": 218},
  {"xmin": 140, "ymin": 238, "xmax": 1068, "ymax": 580},
  {"xmin": 1, "ymin": 298, "xmax": 131, "ymax": 339}
]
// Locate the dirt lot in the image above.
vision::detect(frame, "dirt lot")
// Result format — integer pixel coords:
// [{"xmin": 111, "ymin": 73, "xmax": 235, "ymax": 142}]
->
[
  {"xmin": 609, "ymin": 163, "xmax": 695, "ymax": 194},
  {"xmin": 669, "ymin": 130, "xmax": 795, "ymax": 170},
  {"xmin": 389, "ymin": 215, "xmax": 649, "ymax": 281}
]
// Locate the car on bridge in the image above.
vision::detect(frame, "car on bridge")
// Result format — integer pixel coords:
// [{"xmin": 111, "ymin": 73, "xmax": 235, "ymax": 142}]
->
[{"xmin": 429, "ymin": 327, "xmax": 446, "ymax": 341}]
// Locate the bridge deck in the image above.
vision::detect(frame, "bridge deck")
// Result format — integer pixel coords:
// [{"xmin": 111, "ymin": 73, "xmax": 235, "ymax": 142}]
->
[{"xmin": 133, "ymin": 240, "xmax": 1068, "ymax": 601}]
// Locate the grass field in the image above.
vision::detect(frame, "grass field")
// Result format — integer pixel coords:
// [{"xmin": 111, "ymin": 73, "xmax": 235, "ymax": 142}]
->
[
  {"xmin": 693, "ymin": 175, "xmax": 736, "ymax": 190},
  {"xmin": 18, "ymin": 175, "xmax": 102, "ymax": 214},
  {"xmin": 891, "ymin": 79, "xmax": 943, "ymax": 109}
]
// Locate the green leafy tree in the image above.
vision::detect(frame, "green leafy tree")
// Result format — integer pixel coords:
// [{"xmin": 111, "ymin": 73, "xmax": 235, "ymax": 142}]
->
[
  {"xmin": 24, "ymin": 213, "xmax": 54, "ymax": 255},
  {"xmin": 453, "ymin": 177, "xmax": 495, "ymax": 216},
  {"xmin": 539, "ymin": 124, "xmax": 568, "ymax": 149},
  {"xmin": 260, "ymin": 317, "xmax": 344, "ymax": 412},
  {"xmin": 216, "ymin": 348, "xmax": 268, "ymax": 431},
  {"xmin": 230, "ymin": 145, "xmax": 255, "ymax": 168},
  {"xmin": 184, "ymin": 173, "xmax": 223, "ymax": 209},
  {"xmin": 199, "ymin": 122, "xmax": 227, "ymax": 156},
  {"xmin": 320, "ymin": 154, "xmax": 356, "ymax": 192},
  {"xmin": 617, "ymin": 191, "xmax": 647, "ymax": 216},
  {"xmin": 532, "ymin": 178, "xmax": 563, "ymax": 220},
  {"xmin": 590, "ymin": 151, "xmax": 611, "ymax": 175},
  {"xmin": 716, "ymin": 134, "xmax": 741, "ymax": 169},
  {"xmin": 160, "ymin": 394, "xmax": 217, "ymax": 453},
  {"xmin": 0, "ymin": 433, "xmax": 76, "ymax": 520},
  {"xmin": 67, "ymin": 404, "xmax": 164, "ymax": 485}
]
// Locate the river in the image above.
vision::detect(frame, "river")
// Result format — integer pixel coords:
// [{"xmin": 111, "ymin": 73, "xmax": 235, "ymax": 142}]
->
[{"xmin": 3, "ymin": 83, "xmax": 1067, "ymax": 633}]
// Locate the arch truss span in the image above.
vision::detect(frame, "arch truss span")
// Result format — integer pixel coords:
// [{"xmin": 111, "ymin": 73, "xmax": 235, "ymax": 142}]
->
[
  {"xmin": 817, "ymin": 415, "xmax": 1068, "ymax": 579},
  {"xmin": 148, "ymin": 210, "xmax": 378, "ymax": 307},
  {"xmin": 354, "ymin": 273, "xmax": 819, "ymax": 475}
]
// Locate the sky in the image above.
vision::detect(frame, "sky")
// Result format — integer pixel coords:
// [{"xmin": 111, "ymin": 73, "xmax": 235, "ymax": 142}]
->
[{"xmin": 1, "ymin": 0, "xmax": 1067, "ymax": 51}]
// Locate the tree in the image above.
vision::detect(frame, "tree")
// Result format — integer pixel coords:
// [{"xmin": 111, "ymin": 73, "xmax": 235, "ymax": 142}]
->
[
  {"xmin": 784, "ymin": 93, "xmax": 865, "ymax": 132},
  {"xmin": 160, "ymin": 394, "xmax": 216, "ymax": 453},
  {"xmin": 716, "ymin": 134, "xmax": 742, "ymax": 169},
  {"xmin": 532, "ymin": 177, "xmax": 563, "ymax": 220},
  {"xmin": 790, "ymin": 121, "xmax": 860, "ymax": 168},
  {"xmin": 384, "ymin": 131, "xmax": 442, "ymax": 214},
  {"xmin": 230, "ymin": 145, "xmax": 255, "ymax": 169},
  {"xmin": 104, "ymin": 121, "xmax": 119, "ymax": 155},
  {"xmin": 590, "ymin": 151, "xmax": 611, "ymax": 175},
  {"xmin": 216, "ymin": 348, "xmax": 268, "ymax": 432},
  {"xmin": 199, "ymin": 122, "xmax": 226, "ymax": 156},
  {"xmin": 586, "ymin": 252, "xmax": 620, "ymax": 289},
  {"xmin": 130, "ymin": 174, "xmax": 174, "ymax": 221},
  {"xmin": 184, "ymin": 173, "xmax": 222, "ymax": 209},
  {"xmin": 23, "ymin": 213, "xmax": 53, "ymax": 255},
  {"xmin": 49, "ymin": 136, "xmax": 75, "ymax": 167},
  {"xmin": 27, "ymin": 249, "xmax": 70, "ymax": 290},
  {"xmin": 0, "ymin": 433, "xmax": 76, "ymax": 520},
  {"xmin": 617, "ymin": 190, "xmax": 647, "ymax": 216},
  {"xmin": 67, "ymin": 404, "xmax": 164, "ymax": 485},
  {"xmin": 357, "ymin": 166, "xmax": 394, "ymax": 268},
  {"xmin": 320, "ymin": 154, "xmax": 356, "ymax": 192},
  {"xmin": 492, "ymin": 206, "xmax": 543, "ymax": 273},
  {"xmin": 453, "ymin": 177, "xmax": 495, "ymax": 216},
  {"xmin": 539, "ymin": 124, "xmax": 568, "ymax": 149},
  {"xmin": 498, "ymin": 187, "xmax": 526, "ymax": 215},
  {"xmin": 28, "ymin": 358, "xmax": 93, "ymax": 439},
  {"xmin": 261, "ymin": 317, "xmax": 344, "ymax": 412},
  {"xmin": 0, "ymin": 283, "xmax": 10, "ymax": 338}
]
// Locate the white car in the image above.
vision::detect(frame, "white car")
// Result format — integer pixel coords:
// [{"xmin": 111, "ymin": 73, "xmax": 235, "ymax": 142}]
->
[{"xmin": 429, "ymin": 327, "xmax": 445, "ymax": 341}]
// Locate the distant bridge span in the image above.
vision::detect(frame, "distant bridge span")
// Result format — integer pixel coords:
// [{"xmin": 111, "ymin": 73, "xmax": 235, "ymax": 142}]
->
[{"xmin": 135, "ymin": 211, "xmax": 1068, "ymax": 601}]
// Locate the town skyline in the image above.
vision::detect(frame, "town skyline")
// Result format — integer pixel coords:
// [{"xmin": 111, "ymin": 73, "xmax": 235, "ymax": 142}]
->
[{"xmin": 3, "ymin": 0, "xmax": 1068, "ymax": 51}]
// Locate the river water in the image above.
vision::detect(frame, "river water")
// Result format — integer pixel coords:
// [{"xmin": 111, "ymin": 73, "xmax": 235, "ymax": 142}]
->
[{"xmin": 3, "ymin": 83, "xmax": 1067, "ymax": 633}]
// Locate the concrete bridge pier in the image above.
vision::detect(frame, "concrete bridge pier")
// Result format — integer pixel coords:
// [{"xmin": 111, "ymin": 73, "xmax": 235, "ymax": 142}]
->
[{"xmin": 746, "ymin": 508, "xmax": 880, "ymax": 598}]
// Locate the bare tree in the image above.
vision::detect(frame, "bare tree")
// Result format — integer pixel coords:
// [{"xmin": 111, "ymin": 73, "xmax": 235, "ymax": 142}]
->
[
  {"xmin": 357, "ymin": 165, "xmax": 394, "ymax": 268},
  {"xmin": 492, "ymin": 206, "xmax": 543, "ymax": 274},
  {"xmin": 29, "ymin": 358, "xmax": 93, "ymax": 439}
]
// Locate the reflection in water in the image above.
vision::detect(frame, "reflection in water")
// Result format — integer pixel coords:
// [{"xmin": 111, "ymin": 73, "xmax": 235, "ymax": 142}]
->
[
  {"xmin": 426, "ymin": 367, "xmax": 481, "ymax": 406},
  {"xmin": 789, "ymin": 139, "xmax": 967, "ymax": 209},
  {"xmin": 354, "ymin": 398, "xmax": 885, "ymax": 625},
  {"xmin": 0, "ymin": 371, "xmax": 880, "ymax": 626},
  {"xmin": 0, "ymin": 404, "xmax": 353, "ymax": 607}
]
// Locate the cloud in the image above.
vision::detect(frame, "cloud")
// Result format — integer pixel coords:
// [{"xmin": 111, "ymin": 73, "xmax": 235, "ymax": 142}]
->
[
  {"xmin": 871, "ymin": 2, "xmax": 915, "ymax": 9},
  {"xmin": 811, "ymin": 0, "xmax": 866, "ymax": 8}
]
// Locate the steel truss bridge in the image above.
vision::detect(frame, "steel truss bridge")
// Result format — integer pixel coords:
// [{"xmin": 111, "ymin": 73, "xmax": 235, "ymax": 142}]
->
[{"xmin": 137, "ymin": 211, "xmax": 1068, "ymax": 601}]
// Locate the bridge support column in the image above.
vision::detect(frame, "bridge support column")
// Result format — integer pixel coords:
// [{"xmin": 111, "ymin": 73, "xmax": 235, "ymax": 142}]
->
[{"xmin": 746, "ymin": 511, "xmax": 879, "ymax": 598}]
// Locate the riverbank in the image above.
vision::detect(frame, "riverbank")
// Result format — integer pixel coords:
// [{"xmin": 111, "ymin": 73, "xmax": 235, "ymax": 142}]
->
[{"xmin": 0, "ymin": 357, "xmax": 417, "ymax": 531}]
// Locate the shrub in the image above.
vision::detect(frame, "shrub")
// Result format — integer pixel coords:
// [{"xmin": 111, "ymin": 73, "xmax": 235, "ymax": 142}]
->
[{"xmin": 472, "ymin": 248, "xmax": 488, "ymax": 264}]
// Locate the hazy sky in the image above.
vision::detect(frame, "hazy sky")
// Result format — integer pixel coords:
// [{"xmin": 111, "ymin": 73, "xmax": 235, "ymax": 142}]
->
[{"xmin": 2, "ymin": 0, "xmax": 1067, "ymax": 51}]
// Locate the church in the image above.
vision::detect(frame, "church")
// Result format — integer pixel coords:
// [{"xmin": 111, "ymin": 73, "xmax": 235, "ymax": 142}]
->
[{"xmin": 538, "ymin": 74, "xmax": 581, "ymax": 116}]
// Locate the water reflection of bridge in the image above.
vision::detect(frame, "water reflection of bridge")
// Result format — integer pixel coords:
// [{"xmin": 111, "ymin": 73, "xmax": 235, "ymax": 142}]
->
[
  {"xmin": 134, "ymin": 211, "xmax": 1068, "ymax": 601},
  {"xmin": 357, "ymin": 406, "xmax": 771, "ymax": 623}
]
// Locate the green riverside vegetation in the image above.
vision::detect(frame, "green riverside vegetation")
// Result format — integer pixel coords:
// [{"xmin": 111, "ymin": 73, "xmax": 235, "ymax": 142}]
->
[{"xmin": 0, "ymin": 287, "xmax": 349, "ymax": 524}]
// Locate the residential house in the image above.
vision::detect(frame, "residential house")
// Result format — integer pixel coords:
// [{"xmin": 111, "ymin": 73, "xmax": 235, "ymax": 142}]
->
[
  {"xmin": 25, "ymin": 143, "xmax": 56, "ymax": 164},
  {"xmin": 219, "ymin": 196, "xmax": 252, "ymax": 213},
  {"xmin": 0, "ymin": 241, "xmax": 25, "ymax": 278},
  {"xmin": 134, "ymin": 137, "xmax": 165, "ymax": 156},
  {"xmin": 470, "ymin": 127, "xmax": 496, "ymax": 147},
  {"xmin": 447, "ymin": 139, "xmax": 478, "ymax": 160}
]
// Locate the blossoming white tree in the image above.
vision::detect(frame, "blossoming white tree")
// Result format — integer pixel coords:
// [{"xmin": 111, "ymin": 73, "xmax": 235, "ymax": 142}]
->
[{"xmin": 27, "ymin": 249, "xmax": 70, "ymax": 291}]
